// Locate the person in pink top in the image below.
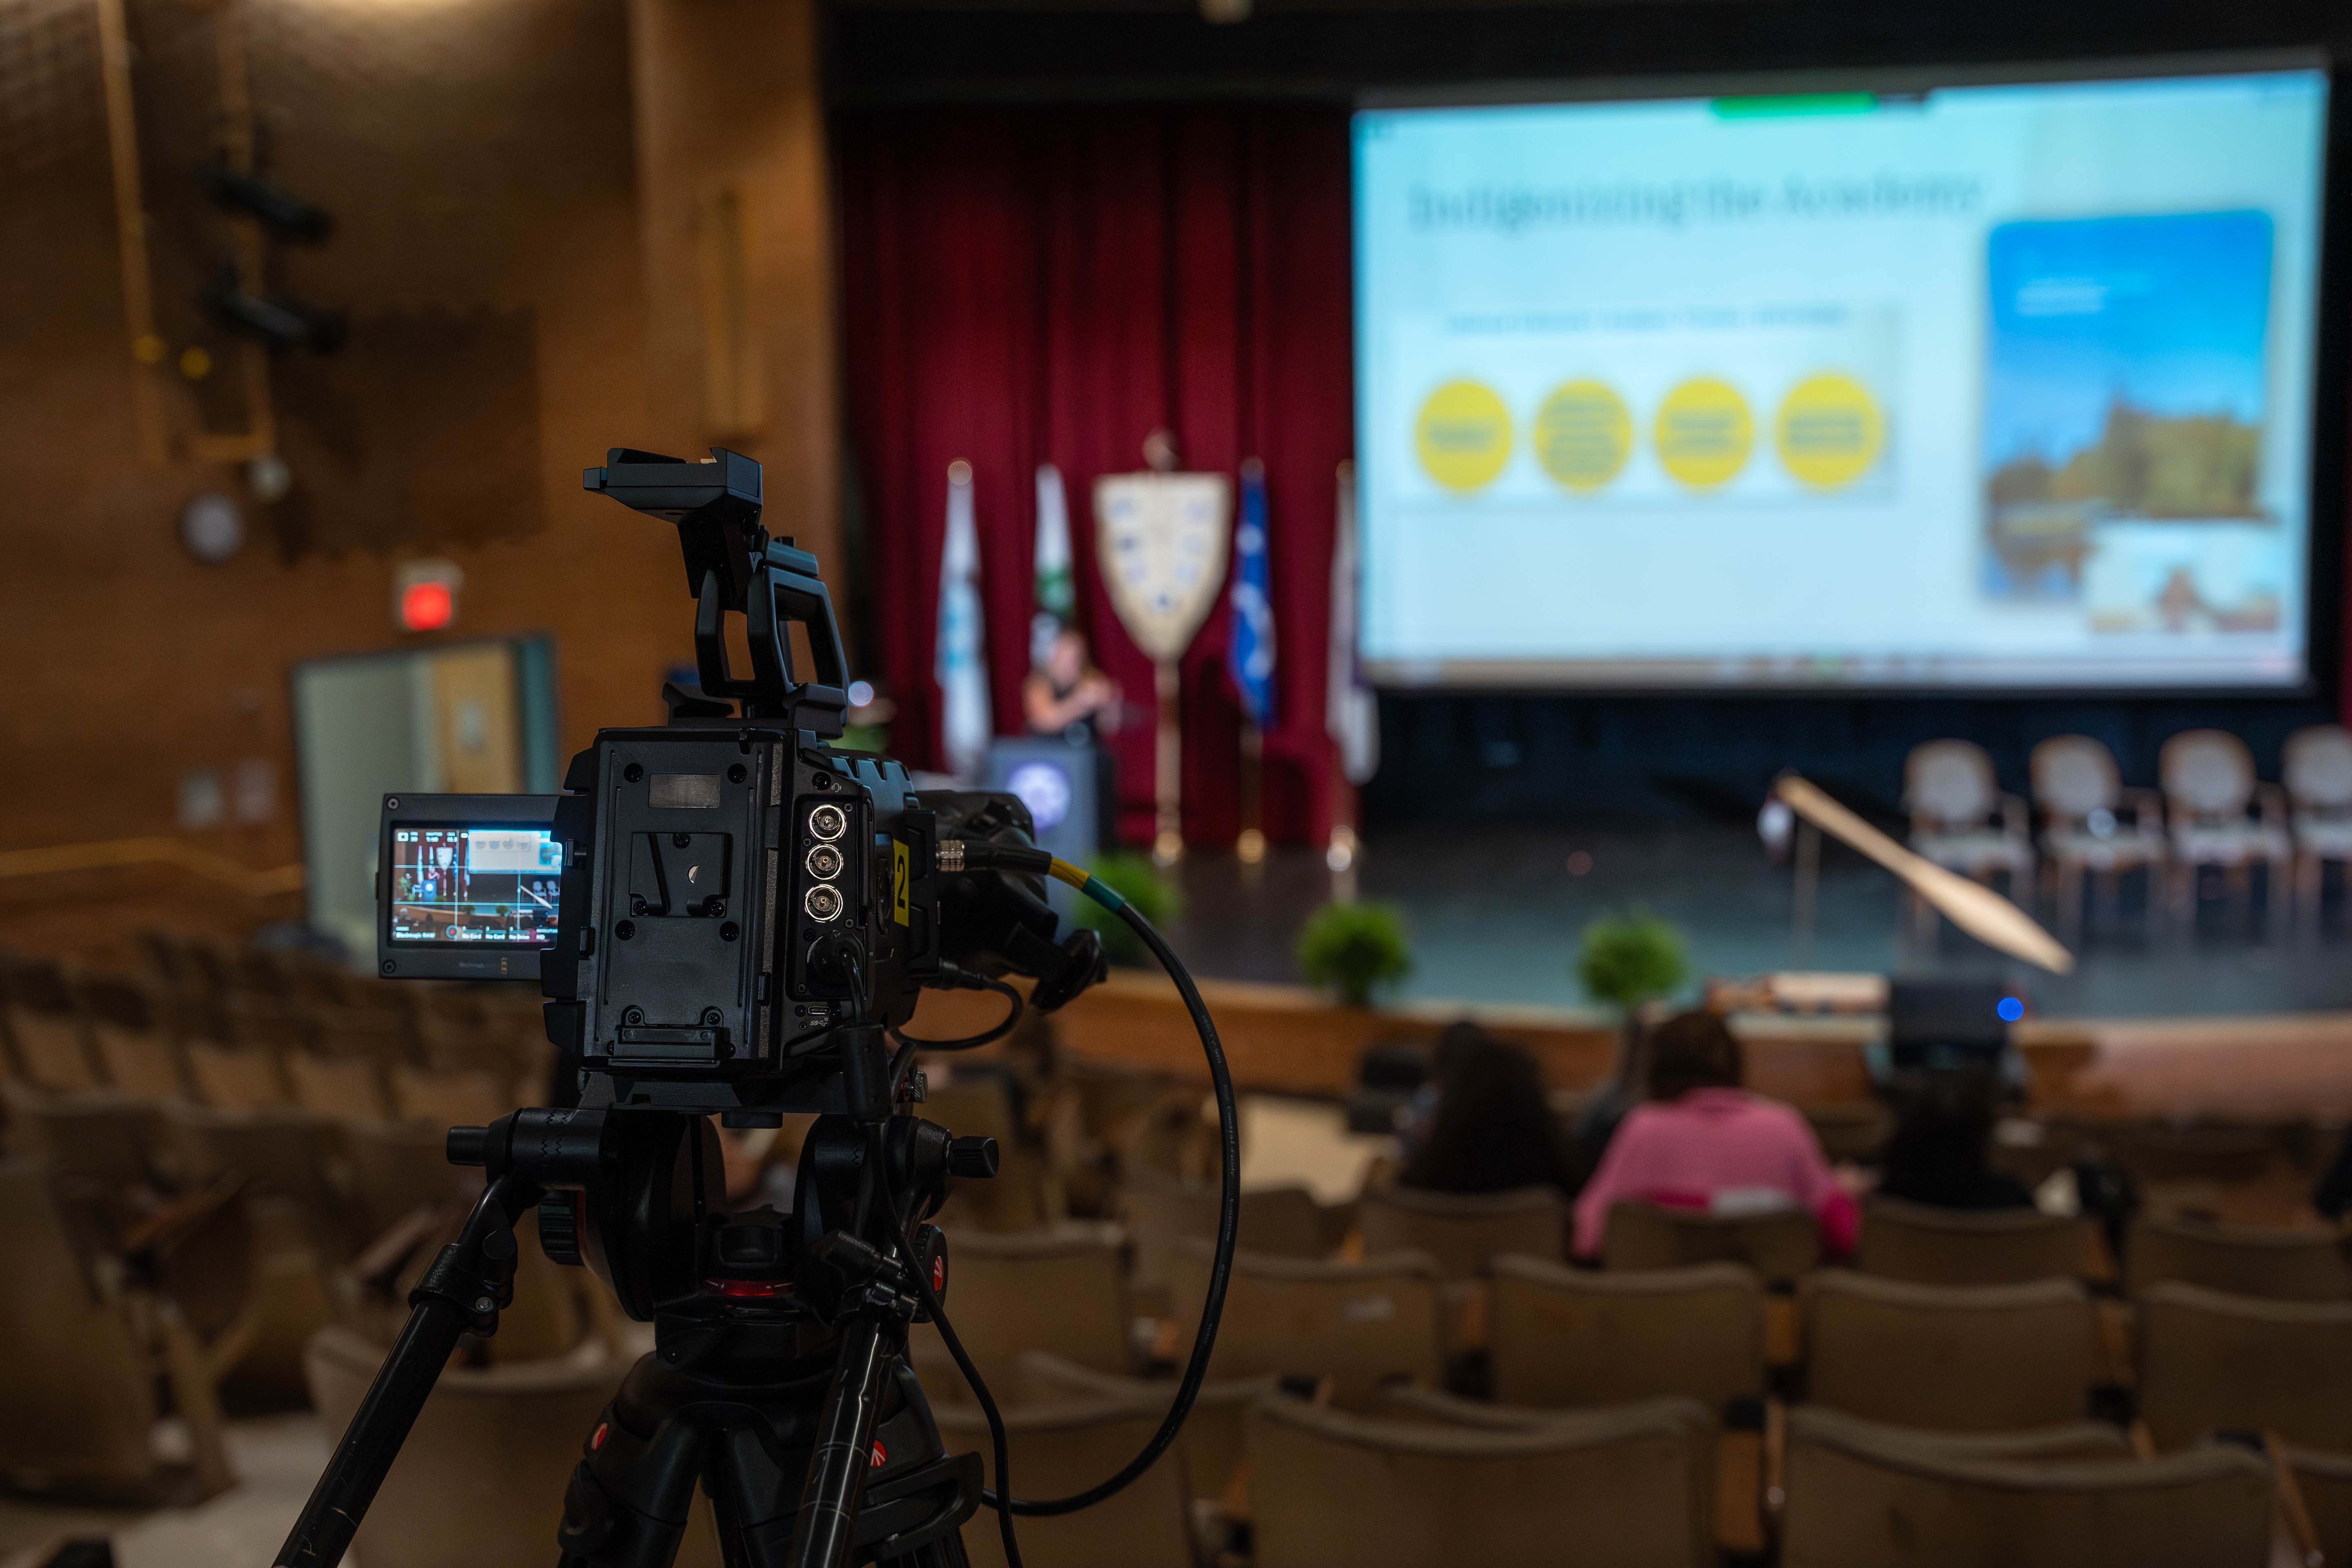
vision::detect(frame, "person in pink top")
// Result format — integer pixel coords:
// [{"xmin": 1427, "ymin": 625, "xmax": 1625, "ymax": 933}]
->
[{"xmin": 1573, "ymin": 1010, "xmax": 1858, "ymax": 1259}]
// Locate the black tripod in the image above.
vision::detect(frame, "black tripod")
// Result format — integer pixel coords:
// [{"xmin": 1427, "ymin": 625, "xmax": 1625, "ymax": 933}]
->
[{"xmin": 277, "ymin": 1082, "xmax": 1001, "ymax": 1568}]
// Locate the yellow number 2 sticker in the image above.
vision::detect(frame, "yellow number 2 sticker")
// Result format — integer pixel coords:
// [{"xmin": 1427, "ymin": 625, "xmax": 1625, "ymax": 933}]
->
[{"xmin": 892, "ymin": 840, "xmax": 910, "ymax": 926}]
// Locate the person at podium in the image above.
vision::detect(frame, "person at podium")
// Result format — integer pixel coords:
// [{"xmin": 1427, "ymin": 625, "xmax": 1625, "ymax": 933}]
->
[{"xmin": 1023, "ymin": 623, "xmax": 1123, "ymax": 850}]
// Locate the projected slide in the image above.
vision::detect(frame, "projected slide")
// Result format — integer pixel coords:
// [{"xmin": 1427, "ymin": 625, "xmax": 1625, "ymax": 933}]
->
[
  {"xmin": 1353, "ymin": 67, "xmax": 2328, "ymax": 687},
  {"xmin": 389, "ymin": 825, "xmax": 562, "ymax": 945}
]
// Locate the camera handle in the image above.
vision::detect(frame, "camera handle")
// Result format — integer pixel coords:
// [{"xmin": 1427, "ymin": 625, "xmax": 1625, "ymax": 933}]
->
[{"xmin": 274, "ymin": 1172, "xmax": 541, "ymax": 1568}]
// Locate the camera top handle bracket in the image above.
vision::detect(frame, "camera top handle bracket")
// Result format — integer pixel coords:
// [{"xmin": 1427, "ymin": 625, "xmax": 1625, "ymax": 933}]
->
[{"xmin": 585, "ymin": 447, "xmax": 850, "ymax": 735}]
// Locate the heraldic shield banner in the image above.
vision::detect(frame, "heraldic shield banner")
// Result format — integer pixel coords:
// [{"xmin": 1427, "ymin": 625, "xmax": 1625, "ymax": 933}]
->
[{"xmin": 1094, "ymin": 471, "xmax": 1233, "ymax": 663}]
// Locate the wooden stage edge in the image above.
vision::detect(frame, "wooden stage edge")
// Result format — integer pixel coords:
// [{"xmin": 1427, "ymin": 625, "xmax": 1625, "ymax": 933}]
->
[{"xmin": 906, "ymin": 971, "xmax": 2352, "ymax": 1123}]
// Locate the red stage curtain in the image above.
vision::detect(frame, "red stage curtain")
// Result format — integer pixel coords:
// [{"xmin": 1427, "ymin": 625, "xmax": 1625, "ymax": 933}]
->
[{"xmin": 835, "ymin": 106, "xmax": 1353, "ymax": 848}]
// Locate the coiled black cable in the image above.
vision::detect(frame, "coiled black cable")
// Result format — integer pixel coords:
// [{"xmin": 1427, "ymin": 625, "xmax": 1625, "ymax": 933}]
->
[{"xmin": 897, "ymin": 845, "xmax": 1240, "ymax": 1568}]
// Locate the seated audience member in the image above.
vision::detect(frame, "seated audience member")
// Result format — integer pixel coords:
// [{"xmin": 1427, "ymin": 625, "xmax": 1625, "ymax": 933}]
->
[
  {"xmin": 1876, "ymin": 1080, "xmax": 2033, "ymax": 1211},
  {"xmin": 1571, "ymin": 1010, "xmax": 1856, "ymax": 1259},
  {"xmin": 1399, "ymin": 1022, "xmax": 1578, "ymax": 1195}
]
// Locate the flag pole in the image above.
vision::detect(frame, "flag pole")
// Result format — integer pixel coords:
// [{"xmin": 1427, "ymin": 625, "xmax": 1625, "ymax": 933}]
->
[
  {"xmin": 1153, "ymin": 659, "xmax": 1183, "ymax": 866},
  {"xmin": 1238, "ymin": 722, "xmax": 1266, "ymax": 867},
  {"xmin": 1233, "ymin": 457, "xmax": 1271, "ymax": 869},
  {"xmin": 1326, "ymin": 459, "xmax": 1369, "ymax": 896}
]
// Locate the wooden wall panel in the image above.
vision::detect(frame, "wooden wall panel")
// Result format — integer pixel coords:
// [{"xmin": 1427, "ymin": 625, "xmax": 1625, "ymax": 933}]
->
[
  {"xmin": 627, "ymin": 0, "xmax": 844, "ymax": 624},
  {"xmin": 0, "ymin": 0, "xmax": 731, "ymax": 953}
]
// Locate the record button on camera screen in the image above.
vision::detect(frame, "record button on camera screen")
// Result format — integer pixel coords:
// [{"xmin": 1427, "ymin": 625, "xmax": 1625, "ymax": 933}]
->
[{"xmin": 389, "ymin": 826, "xmax": 562, "ymax": 946}]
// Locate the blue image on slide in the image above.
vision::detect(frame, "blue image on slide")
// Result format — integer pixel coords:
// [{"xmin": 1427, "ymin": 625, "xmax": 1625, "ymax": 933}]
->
[{"xmin": 1981, "ymin": 211, "xmax": 2273, "ymax": 602}]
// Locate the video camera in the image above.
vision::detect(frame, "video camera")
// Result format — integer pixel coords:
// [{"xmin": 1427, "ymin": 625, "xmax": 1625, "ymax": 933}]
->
[
  {"xmin": 286, "ymin": 447, "xmax": 1234, "ymax": 1568},
  {"xmin": 376, "ymin": 447, "xmax": 1106, "ymax": 1121}
]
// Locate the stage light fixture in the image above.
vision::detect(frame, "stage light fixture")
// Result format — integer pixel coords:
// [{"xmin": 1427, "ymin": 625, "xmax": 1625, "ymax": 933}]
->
[{"xmin": 208, "ymin": 167, "xmax": 335, "ymax": 241}]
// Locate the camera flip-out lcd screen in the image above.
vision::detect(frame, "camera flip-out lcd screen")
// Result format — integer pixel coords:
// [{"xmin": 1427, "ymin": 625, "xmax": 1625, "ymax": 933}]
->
[{"xmin": 388, "ymin": 824, "xmax": 563, "ymax": 946}]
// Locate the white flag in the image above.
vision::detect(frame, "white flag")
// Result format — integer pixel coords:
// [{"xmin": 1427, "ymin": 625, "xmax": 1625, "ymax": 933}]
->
[
  {"xmin": 1327, "ymin": 461, "xmax": 1378, "ymax": 786},
  {"xmin": 937, "ymin": 461, "xmax": 992, "ymax": 781},
  {"xmin": 1031, "ymin": 462, "xmax": 1073, "ymax": 671}
]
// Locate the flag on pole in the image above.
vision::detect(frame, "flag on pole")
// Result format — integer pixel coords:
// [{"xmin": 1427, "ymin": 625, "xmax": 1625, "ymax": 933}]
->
[
  {"xmin": 1327, "ymin": 460, "xmax": 1378, "ymax": 785},
  {"xmin": 937, "ymin": 459, "xmax": 991, "ymax": 781},
  {"xmin": 1229, "ymin": 459, "xmax": 1276, "ymax": 728},
  {"xmin": 1030, "ymin": 462, "xmax": 1073, "ymax": 671}
]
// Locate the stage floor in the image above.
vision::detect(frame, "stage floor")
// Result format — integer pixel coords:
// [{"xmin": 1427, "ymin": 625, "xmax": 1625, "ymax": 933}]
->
[{"xmin": 1156, "ymin": 822, "xmax": 2352, "ymax": 1021}]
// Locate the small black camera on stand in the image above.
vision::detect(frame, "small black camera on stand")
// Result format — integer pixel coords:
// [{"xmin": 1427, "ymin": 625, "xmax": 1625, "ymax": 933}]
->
[{"xmin": 279, "ymin": 450, "xmax": 1240, "ymax": 1568}]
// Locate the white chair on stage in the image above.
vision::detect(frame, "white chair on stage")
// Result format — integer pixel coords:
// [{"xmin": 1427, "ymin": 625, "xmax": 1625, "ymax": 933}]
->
[
  {"xmin": 2029, "ymin": 734, "xmax": 2165, "ymax": 940},
  {"xmin": 1904, "ymin": 740, "xmax": 2034, "ymax": 944},
  {"xmin": 2159, "ymin": 729, "xmax": 2291, "ymax": 930},
  {"xmin": 2285, "ymin": 724, "xmax": 2352, "ymax": 928}
]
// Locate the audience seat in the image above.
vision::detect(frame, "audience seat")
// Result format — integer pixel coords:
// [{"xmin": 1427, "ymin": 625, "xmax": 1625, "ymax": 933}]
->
[
  {"xmin": 1120, "ymin": 1171, "xmax": 1333, "ymax": 1315},
  {"xmin": 304, "ymin": 1324, "xmax": 644, "ymax": 1568},
  {"xmin": 344, "ymin": 1117, "xmax": 477, "ymax": 1242},
  {"xmin": 1488, "ymin": 1255, "xmax": 1766, "ymax": 1411},
  {"xmin": 169, "ymin": 1104, "xmax": 349, "ymax": 1241},
  {"xmin": 911, "ymin": 1226, "xmax": 1130, "ymax": 1404},
  {"xmin": 2108, "ymin": 1120, "xmax": 2289, "ymax": 1188},
  {"xmin": 1801, "ymin": 1271, "xmax": 2104, "ymax": 1431},
  {"xmin": 1784, "ymin": 1404, "xmax": 2137, "ymax": 1466},
  {"xmin": 77, "ymin": 972, "xmax": 190, "ymax": 1102},
  {"xmin": 933, "ymin": 1393, "xmax": 1195, "ymax": 1568},
  {"xmin": 1778, "ymin": 1402, "xmax": 2274, "ymax": 1568},
  {"xmin": 1170, "ymin": 1241, "xmax": 1442, "ymax": 1409},
  {"xmin": 2283, "ymin": 1441, "xmax": 2352, "ymax": 1567},
  {"xmin": 1804, "ymin": 1101, "xmax": 1894, "ymax": 1165},
  {"xmin": 1248, "ymin": 1392, "xmax": 1715, "ymax": 1568},
  {"xmin": 1014, "ymin": 1348, "xmax": 1273, "ymax": 1506},
  {"xmin": 0, "ymin": 1157, "xmax": 233, "ymax": 1501},
  {"xmin": 1, "ymin": 957, "xmax": 101, "ymax": 1092},
  {"xmin": 184, "ymin": 1041, "xmax": 293, "ymax": 1109},
  {"xmin": 11, "ymin": 1089, "xmax": 170, "ymax": 1194},
  {"xmin": 1857, "ymin": 1196, "xmax": 2098, "ymax": 1286},
  {"xmin": 1358, "ymin": 1183, "xmax": 1567, "ymax": 1277},
  {"xmin": 1602, "ymin": 1200, "xmax": 1819, "ymax": 1284},
  {"xmin": 2137, "ymin": 1280, "xmax": 2352, "ymax": 1452},
  {"xmin": 289, "ymin": 1051, "xmax": 393, "ymax": 1122},
  {"xmin": 391, "ymin": 1062, "xmax": 517, "ymax": 1129},
  {"xmin": 2126, "ymin": 1213, "xmax": 2352, "ymax": 1301}
]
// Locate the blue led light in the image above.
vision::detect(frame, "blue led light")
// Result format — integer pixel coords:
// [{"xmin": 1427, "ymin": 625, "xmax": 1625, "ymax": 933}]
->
[{"xmin": 1996, "ymin": 996, "xmax": 2025, "ymax": 1023}]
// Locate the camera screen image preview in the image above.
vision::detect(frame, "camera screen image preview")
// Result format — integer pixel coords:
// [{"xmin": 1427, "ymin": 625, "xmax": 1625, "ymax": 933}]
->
[{"xmin": 389, "ymin": 826, "xmax": 562, "ymax": 946}]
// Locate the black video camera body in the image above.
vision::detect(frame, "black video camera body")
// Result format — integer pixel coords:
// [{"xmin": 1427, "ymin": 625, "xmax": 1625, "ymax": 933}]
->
[{"xmin": 379, "ymin": 449, "xmax": 1102, "ymax": 1120}]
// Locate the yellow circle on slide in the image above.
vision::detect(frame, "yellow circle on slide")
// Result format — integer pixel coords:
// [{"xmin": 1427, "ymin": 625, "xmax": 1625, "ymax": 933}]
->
[
  {"xmin": 1414, "ymin": 380, "xmax": 1513, "ymax": 492},
  {"xmin": 1776, "ymin": 372, "xmax": 1884, "ymax": 489},
  {"xmin": 1532, "ymin": 379, "xmax": 1633, "ymax": 492},
  {"xmin": 1654, "ymin": 377, "xmax": 1754, "ymax": 490}
]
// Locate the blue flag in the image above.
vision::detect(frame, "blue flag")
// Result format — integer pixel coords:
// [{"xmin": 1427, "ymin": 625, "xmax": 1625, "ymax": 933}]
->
[{"xmin": 1229, "ymin": 460, "xmax": 1275, "ymax": 729}]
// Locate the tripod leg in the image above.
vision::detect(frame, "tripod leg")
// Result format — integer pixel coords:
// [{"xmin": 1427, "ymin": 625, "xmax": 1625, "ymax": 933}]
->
[
  {"xmin": 276, "ymin": 1175, "xmax": 530, "ymax": 1568},
  {"xmin": 783, "ymin": 1317, "xmax": 894, "ymax": 1568}
]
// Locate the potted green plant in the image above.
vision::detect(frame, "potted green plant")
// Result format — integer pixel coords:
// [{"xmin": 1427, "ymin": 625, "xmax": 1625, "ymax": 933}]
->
[
  {"xmin": 1575, "ymin": 909, "xmax": 1691, "ymax": 1018},
  {"xmin": 1070, "ymin": 851, "xmax": 1181, "ymax": 968},
  {"xmin": 1571, "ymin": 909, "xmax": 1694, "ymax": 1158},
  {"xmin": 1296, "ymin": 900, "xmax": 1414, "ymax": 1008}
]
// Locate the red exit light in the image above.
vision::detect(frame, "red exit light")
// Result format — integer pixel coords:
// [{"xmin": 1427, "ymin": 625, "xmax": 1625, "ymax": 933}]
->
[{"xmin": 399, "ymin": 579, "xmax": 454, "ymax": 632}]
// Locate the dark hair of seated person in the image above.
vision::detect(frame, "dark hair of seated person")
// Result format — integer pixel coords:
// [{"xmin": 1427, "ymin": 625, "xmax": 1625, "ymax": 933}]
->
[
  {"xmin": 1877, "ymin": 1081, "xmax": 2033, "ymax": 1210},
  {"xmin": 1643, "ymin": 1009, "xmax": 1746, "ymax": 1102},
  {"xmin": 1399, "ymin": 1022, "xmax": 1576, "ymax": 1194}
]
